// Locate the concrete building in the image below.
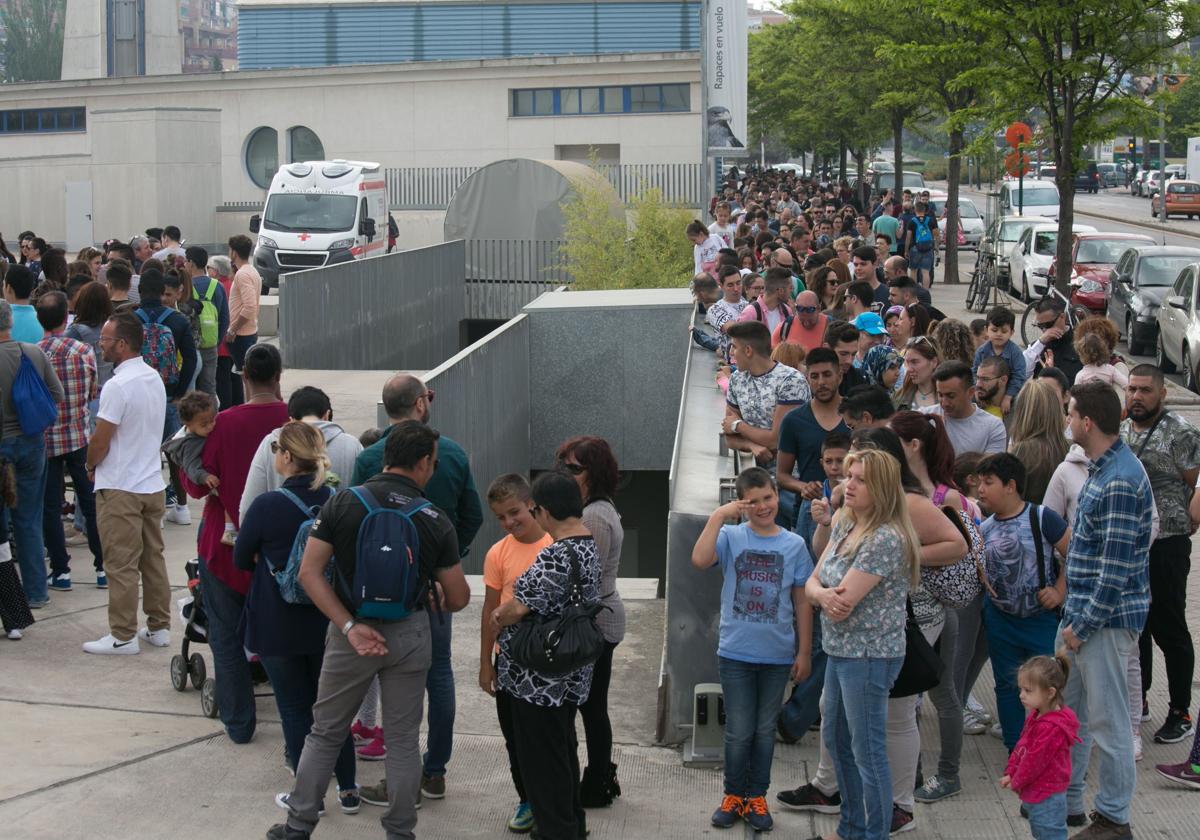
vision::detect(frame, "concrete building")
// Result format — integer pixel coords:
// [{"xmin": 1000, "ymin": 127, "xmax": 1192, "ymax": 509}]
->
[{"xmin": 0, "ymin": 0, "xmax": 701, "ymax": 249}]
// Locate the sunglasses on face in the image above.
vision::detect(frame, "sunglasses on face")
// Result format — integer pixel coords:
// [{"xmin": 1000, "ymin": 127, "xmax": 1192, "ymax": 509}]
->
[
  {"xmin": 1036, "ymin": 320, "xmax": 1059, "ymax": 330},
  {"xmin": 269, "ymin": 441, "xmax": 286, "ymax": 455},
  {"xmin": 796, "ymin": 306, "xmax": 819, "ymax": 314},
  {"xmin": 559, "ymin": 461, "xmax": 586, "ymax": 476}
]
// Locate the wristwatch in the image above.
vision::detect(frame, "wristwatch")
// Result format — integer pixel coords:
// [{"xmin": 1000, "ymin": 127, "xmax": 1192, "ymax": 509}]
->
[
  {"xmin": 341, "ymin": 619, "xmax": 356, "ymax": 636},
  {"xmin": 731, "ymin": 419, "xmax": 742, "ymax": 434}
]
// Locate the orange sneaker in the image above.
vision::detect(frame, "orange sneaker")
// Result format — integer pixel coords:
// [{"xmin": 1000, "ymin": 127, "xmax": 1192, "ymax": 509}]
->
[{"xmin": 711, "ymin": 794, "xmax": 743, "ymax": 828}]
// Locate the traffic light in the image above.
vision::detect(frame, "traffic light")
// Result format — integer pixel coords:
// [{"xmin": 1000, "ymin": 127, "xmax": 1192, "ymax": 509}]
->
[{"xmin": 1128, "ymin": 141, "xmax": 1135, "ymax": 153}]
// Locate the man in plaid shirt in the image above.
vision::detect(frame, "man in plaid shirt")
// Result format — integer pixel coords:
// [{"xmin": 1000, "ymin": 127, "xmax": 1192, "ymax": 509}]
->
[
  {"xmin": 1061, "ymin": 381, "xmax": 1153, "ymax": 840},
  {"xmin": 37, "ymin": 292, "xmax": 102, "ymax": 591}
]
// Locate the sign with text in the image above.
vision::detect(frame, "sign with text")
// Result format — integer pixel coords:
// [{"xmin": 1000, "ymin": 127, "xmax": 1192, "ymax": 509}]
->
[{"xmin": 705, "ymin": 0, "xmax": 748, "ymax": 156}]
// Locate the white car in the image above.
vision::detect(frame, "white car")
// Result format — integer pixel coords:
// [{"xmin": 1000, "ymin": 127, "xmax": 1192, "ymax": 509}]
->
[
  {"xmin": 932, "ymin": 197, "xmax": 984, "ymax": 248},
  {"xmin": 1008, "ymin": 222, "xmax": 1098, "ymax": 301}
]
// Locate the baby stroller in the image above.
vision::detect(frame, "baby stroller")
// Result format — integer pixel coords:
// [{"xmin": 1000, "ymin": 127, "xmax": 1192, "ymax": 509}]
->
[
  {"xmin": 168, "ymin": 559, "xmax": 272, "ymax": 719},
  {"xmin": 170, "ymin": 559, "xmax": 218, "ymax": 716}
]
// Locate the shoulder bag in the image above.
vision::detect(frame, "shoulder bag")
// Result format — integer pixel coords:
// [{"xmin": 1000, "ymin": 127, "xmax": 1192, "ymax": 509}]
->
[
  {"xmin": 889, "ymin": 598, "xmax": 944, "ymax": 698},
  {"xmin": 13, "ymin": 346, "xmax": 58, "ymax": 436},
  {"xmin": 507, "ymin": 542, "xmax": 608, "ymax": 675}
]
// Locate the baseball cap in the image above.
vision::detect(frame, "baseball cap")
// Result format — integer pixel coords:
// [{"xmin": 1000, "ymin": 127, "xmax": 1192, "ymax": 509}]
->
[{"xmin": 852, "ymin": 312, "xmax": 888, "ymax": 336}]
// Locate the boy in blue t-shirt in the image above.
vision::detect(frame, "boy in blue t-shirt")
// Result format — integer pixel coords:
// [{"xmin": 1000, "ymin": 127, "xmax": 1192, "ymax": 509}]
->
[
  {"xmin": 976, "ymin": 453, "xmax": 1072, "ymax": 751},
  {"xmin": 692, "ymin": 467, "xmax": 813, "ymax": 832}
]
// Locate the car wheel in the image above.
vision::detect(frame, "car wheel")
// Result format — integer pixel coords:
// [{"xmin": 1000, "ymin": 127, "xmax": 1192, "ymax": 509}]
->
[
  {"xmin": 1158, "ymin": 333, "xmax": 1177, "ymax": 373},
  {"xmin": 1126, "ymin": 316, "xmax": 1145, "ymax": 356},
  {"xmin": 1021, "ymin": 272, "xmax": 1030, "ymax": 303},
  {"xmin": 1186, "ymin": 346, "xmax": 1198, "ymax": 393}
]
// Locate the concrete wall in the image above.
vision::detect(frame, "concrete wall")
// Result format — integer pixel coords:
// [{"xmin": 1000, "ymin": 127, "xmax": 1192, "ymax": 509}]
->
[
  {"xmin": 278, "ymin": 241, "xmax": 463, "ymax": 370},
  {"xmin": 0, "ymin": 51, "xmax": 700, "ymax": 244},
  {"xmin": 419, "ymin": 315, "xmax": 533, "ymax": 571},
  {"xmin": 525, "ymin": 288, "xmax": 692, "ymax": 471}
]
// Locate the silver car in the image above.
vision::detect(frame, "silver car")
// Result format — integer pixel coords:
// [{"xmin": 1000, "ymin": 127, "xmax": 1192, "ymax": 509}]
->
[
  {"xmin": 1156, "ymin": 261, "xmax": 1200, "ymax": 392},
  {"xmin": 932, "ymin": 198, "xmax": 985, "ymax": 248}
]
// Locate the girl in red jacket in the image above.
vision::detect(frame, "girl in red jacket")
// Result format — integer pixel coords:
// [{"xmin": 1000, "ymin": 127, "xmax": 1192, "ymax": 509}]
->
[{"xmin": 1000, "ymin": 654, "xmax": 1082, "ymax": 840}]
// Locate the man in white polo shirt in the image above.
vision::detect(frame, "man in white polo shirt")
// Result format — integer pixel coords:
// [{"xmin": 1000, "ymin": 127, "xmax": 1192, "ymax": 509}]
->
[{"xmin": 83, "ymin": 312, "xmax": 169, "ymax": 655}]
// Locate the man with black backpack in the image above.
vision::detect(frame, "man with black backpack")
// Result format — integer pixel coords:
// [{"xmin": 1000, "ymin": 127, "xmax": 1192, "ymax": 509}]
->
[
  {"xmin": 185, "ymin": 245, "xmax": 230, "ymax": 399},
  {"xmin": 135, "ymin": 269, "xmax": 197, "ymax": 526},
  {"xmin": 268, "ymin": 421, "xmax": 471, "ymax": 840}
]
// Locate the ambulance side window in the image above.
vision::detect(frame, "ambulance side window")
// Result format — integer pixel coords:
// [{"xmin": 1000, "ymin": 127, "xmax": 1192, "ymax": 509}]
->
[{"xmin": 360, "ymin": 197, "xmax": 372, "ymax": 240}]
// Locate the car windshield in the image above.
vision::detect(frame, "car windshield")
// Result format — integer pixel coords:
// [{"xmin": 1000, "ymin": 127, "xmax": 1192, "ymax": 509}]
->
[
  {"xmin": 1034, "ymin": 232, "xmax": 1058, "ymax": 255},
  {"xmin": 1000, "ymin": 221, "xmax": 1034, "ymax": 242},
  {"xmin": 930, "ymin": 200, "xmax": 980, "ymax": 218},
  {"xmin": 1075, "ymin": 239, "xmax": 1150, "ymax": 264},
  {"xmin": 903, "ymin": 173, "xmax": 926, "ymax": 189},
  {"xmin": 1169, "ymin": 182, "xmax": 1200, "ymax": 194},
  {"xmin": 1139, "ymin": 256, "xmax": 1197, "ymax": 287},
  {"xmin": 1017, "ymin": 186, "xmax": 1058, "ymax": 205},
  {"xmin": 263, "ymin": 193, "xmax": 357, "ymax": 233}
]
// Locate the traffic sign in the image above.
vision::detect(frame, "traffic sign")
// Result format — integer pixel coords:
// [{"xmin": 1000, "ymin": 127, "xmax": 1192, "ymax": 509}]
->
[
  {"xmin": 1005, "ymin": 122, "xmax": 1033, "ymax": 149},
  {"xmin": 1004, "ymin": 150, "xmax": 1032, "ymax": 177}
]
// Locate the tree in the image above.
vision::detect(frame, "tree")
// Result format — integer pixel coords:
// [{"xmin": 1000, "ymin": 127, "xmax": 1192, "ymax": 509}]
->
[
  {"xmin": 1, "ymin": 0, "xmax": 66, "ymax": 83},
  {"xmin": 954, "ymin": 0, "xmax": 1200, "ymax": 294},
  {"xmin": 1165, "ymin": 61, "xmax": 1200, "ymax": 153}
]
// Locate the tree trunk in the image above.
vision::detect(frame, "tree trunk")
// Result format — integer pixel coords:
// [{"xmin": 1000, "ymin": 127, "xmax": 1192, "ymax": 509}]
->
[
  {"xmin": 1055, "ymin": 104, "xmax": 1076, "ymax": 298},
  {"xmin": 855, "ymin": 150, "xmax": 868, "ymax": 210},
  {"xmin": 838, "ymin": 137, "xmax": 847, "ymax": 183},
  {"xmin": 892, "ymin": 111, "xmax": 905, "ymax": 199},
  {"xmin": 944, "ymin": 128, "xmax": 963, "ymax": 284}
]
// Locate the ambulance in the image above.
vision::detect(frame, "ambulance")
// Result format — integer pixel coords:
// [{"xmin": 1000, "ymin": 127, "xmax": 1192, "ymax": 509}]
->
[{"xmin": 249, "ymin": 160, "xmax": 389, "ymax": 290}]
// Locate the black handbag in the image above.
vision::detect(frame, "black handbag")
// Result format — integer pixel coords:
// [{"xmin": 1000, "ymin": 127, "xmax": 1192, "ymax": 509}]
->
[
  {"xmin": 507, "ymin": 543, "xmax": 607, "ymax": 675},
  {"xmin": 889, "ymin": 598, "xmax": 944, "ymax": 698}
]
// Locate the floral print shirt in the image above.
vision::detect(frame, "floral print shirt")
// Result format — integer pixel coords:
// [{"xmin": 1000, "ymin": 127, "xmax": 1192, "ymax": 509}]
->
[{"xmin": 818, "ymin": 518, "xmax": 910, "ymax": 659}]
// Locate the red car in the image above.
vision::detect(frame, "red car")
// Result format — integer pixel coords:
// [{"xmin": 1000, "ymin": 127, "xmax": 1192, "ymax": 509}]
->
[{"xmin": 1055, "ymin": 232, "xmax": 1157, "ymax": 313}]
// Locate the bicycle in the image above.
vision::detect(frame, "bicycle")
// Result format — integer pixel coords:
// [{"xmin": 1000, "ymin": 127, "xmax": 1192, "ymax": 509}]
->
[
  {"xmin": 965, "ymin": 249, "xmax": 997, "ymax": 313},
  {"xmin": 1019, "ymin": 284, "xmax": 1091, "ymax": 346}
]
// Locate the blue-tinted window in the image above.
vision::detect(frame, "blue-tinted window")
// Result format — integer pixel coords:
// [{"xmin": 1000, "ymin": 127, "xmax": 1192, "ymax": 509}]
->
[
  {"xmin": 0, "ymin": 107, "xmax": 86, "ymax": 134},
  {"xmin": 511, "ymin": 84, "xmax": 690, "ymax": 117}
]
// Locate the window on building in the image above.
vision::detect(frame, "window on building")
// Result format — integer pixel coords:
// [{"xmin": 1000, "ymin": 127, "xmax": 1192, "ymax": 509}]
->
[
  {"xmin": 0, "ymin": 107, "xmax": 86, "ymax": 134},
  {"xmin": 245, "ymin": 126, "xmax": 279, "ymax": 189},
  {"xmin": 288, "ymin": 126, "xmax": 324, "ymax": 163},
  {"xmin": 511, "ymin": 84, "xmax": 690, "ymax": 117}
]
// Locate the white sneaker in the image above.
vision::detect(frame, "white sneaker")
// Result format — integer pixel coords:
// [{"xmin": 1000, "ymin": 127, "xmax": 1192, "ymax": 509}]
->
[
  {"xmin": 962, "ymin": 708, "xmax": 986, "ymax": 735},
  {"xmin": 7, "ymin": 629, "xmax": 22, "ymax": 640},
  {"xmin": 137, "ymin": 627, "xmax": 171, "ymax": 647},
  {"xmin": 165, "ymin": 504, "xmax": 192, "ymax": 526},
  {"xmin": 83, "ymin": 633, "xmax": 140, "ymax": 655},
  {"xmin": 1134, "ymin": 733, "xmax": 1144, "ymax": 762},
  {"xmin": 988, "ymin": 722, "xmax": 1004, "ymax": 740},
  {"xmin": 966, "ymin": 694, "xmax": 992, "ymax": 724}
]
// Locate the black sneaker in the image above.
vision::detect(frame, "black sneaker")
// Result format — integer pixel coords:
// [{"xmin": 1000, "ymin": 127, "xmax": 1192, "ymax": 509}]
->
[
  {"xmin": 775, "ymin": 783, "xmax": 841, "ymax": 813},
  {"xmin": 266, "ymin": 825, "xmax": 310, "ymax": 840},
  {"xmin": 1154, "ymin": 708, "xmax": 1194, "ymax": 744},
  {"xmin": 776, "ymin": 717, "xmax": 798, "ymax": 744},
  {"xmin": 890, "ymin": 805, "xmax": 915, "ymax": 834}
]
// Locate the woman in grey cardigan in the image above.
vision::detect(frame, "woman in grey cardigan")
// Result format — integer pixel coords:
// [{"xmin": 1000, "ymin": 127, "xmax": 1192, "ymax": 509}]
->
[{"xmin": 556, "ymin": 436, "xmax": 626, "ymax": 808}]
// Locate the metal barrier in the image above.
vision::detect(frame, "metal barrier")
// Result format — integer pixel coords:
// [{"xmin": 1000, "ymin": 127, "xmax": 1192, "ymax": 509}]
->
[
  {"xmin": 464, "ymin": 238, "xmax": 569, "ymax": 320},
  {"xmin": 384, "ymin": 163, "xmax": 703, "ymax": 210},
  {"xmin": 278, "ymin": 241, "xmax": 464, "ymax": 370}
]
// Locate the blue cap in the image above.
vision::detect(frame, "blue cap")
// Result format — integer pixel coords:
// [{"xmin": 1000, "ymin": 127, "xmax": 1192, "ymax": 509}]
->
[{"xmin": 853, "ymin": 312, "xmax": 888, "ymax": 336}]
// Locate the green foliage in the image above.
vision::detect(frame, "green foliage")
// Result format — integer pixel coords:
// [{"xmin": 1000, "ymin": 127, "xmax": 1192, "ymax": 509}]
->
[
  {"xmin": 1, "ymin": 0, "xmax": 66, "ymax": 83},
  {"xmin": 1165, "ymin": 61, "xmax": 1200, "ymax": 152},
  {"xmin": 560, "ymin": 178, "xmax": 694, "ymax": 291}
]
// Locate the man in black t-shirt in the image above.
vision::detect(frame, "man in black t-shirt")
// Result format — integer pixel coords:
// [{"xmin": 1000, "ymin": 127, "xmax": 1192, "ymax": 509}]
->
[{"xmin": 269, "ymin": 421, "xmax": 470, "ymax": 840}]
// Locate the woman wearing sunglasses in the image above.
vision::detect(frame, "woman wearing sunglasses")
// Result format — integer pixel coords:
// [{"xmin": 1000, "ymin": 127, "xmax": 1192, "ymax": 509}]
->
[{"xmin": 555, "ymin": 436, "xmax": 626, "ymax": 809}]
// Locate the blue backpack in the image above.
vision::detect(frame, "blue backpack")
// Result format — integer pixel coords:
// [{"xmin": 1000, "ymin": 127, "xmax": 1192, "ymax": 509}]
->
[
  {"xmin": 914, "ymin": 215, "xmax": 934, "ymax": 252},
  {"xmin": 341, "ymin": 485, "xmax": 432, "ymax": 620},
  {"xmin": 274, "ymin": 486, "xmax": 335, "ymax": 605}
]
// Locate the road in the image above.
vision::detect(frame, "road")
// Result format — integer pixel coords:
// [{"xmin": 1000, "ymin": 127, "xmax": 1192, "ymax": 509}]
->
[{"xmin": 949, "ymin": 183, "xmax": 1200, "ymax": 387}]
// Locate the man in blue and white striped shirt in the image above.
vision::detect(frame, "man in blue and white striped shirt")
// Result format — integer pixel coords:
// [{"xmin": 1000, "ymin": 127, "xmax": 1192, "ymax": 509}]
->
[{"xmin": 1060, "ymin": 381, "xmax": 1153, "ymax": 840}]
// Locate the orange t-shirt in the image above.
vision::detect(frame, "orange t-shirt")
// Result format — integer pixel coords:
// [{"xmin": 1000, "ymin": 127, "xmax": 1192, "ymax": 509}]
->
[{"xmin": 483, "ymin": 532, "xmax": 553, "ymax": 604}]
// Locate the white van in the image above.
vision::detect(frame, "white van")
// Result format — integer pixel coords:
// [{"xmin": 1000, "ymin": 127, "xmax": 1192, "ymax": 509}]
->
[
  {"xmin": 250, "ymin": 160, "xmax": 389, "ymax": 290},
  {"xmin": 998, "ymin": 180, "xmax": 1061, "ymax": 221}
]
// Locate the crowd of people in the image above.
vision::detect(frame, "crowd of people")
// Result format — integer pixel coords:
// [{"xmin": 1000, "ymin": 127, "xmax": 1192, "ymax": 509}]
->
[
  {"xmin": 688, "ymin": 166, "xmax": 1200, "ymax": 840},
  {"xmin": 0, "ymin": 224, "xmax": 633, "ymax": 840}
]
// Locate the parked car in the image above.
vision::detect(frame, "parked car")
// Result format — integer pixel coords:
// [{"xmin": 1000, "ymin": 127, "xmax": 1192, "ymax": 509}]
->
[
  {"xmin": 998, "ymin": 180, "xmax": 1060, "ymax": 219},
  {"xmin": 1055, "ymin": 232, "xmax": 1155, "ymax": 314},
  {"xmin": 1165, "ymin": 163, "xmax": 1187, "ymax": 180},
  {"xmin": 1132, "ymin": 169, "xmax": 1160, "ymax": 197},
  {"xmin": 858, "ymin": 170, "xmax": 927, "ymax": 194},
  {"xmin": 1008, "ymin": 221, "xmax": 1097, "ymax": 301},
  {"xmin": 1143, "ymin": 170, "xmax": 1164, "ymax": 198},
  {"xmin": 1037, "ymin": 165, "xmax": 1058, "ymax": 180},
  {"xmin": 1109, "ymin": 246, "xmax": 1200, "ymax": 355},
  {"xmin": 980, "ymin": 215, "xmax": 1044, "ymax": 290},
  {"xmin": 1073, "ymin": 162, "xmax": 1101, "ymax": 193},
  {"xmin": 1151, "ymin": 179, "xmax": 1200, "ymax": 219},
  {"xmin": 1156, "ymin": 261, "xmax": 1200, "ymax": 391},
  {"xmin": 931, "ymin": 198, "xmax": 984, "ymax": 248},
  {"xmin": 1097, "ymin": 162, "xmax": 1121, "ymax": 188}
]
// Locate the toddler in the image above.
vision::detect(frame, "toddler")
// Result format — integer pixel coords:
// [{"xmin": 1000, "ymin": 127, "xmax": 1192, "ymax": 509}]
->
[
  {"xmin": 161, "ymin": 391, "xmax": 237, "ymax": 546},
  {"xmin": 1072, "ymin": 332, "xmax": 1128, "ymax": 401},
  {"xmin": 1000, "ymin": 654, "xmax": 1082, "ymax": 840}
]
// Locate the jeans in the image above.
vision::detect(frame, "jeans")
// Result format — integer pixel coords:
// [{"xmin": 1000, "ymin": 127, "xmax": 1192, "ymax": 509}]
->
[
  {"xmin": 1026, "ymin": 792, "xmax": 1067, "ymax": 840},
  {"xmin": 215, "ymin": 355, "xmax": 236, "ymax": 409},
  {"xmin": 260, "ymin": 651, "xmax": 356, "ymax": 792},
  {"xmin": 794, "ymin": 499, "xmax": 817, "ymax": 559},
  {"xmin": 422, "ymin": 612, "xmax": 454, "ymax": 777},
  {"xmin": 776, "ymin": 489, "xmax": 797, "ymax": 531},
  {"xmin": 1060, "ymin": 625, "xmax": 1138, "ymax": 825},
  {"xmin": 718, "ymin": 656, "xmax": 791, "ymax": 798},
  {"xmin": 579, "ymin": 641, "xmax": 617, "ymax": 770},
  {"xmin": 779, "ymin": 616, "xmax": 827, "ymax": 740},
  {"xmin": 824, "ymin": 654, "xmax": 903, "ymax": 840},
  {"xmin": 925, "ymin": 608, "xmax": 964, "ymax": 781},
  {"xmin": 162, "ymin": 402, "xmax": 183, "ymax": 507},
  {"xmin": 44, "ymin": 446, "xmax": 103, "ymax": 575},
  {"xmin": 1, "ymin": 433, "xmax": 48, "ymax": 604},
  {"xmin": 984, "ymin": 601, "xmax": 1058, "ymax": 751},
  {"xmin": 195, "ymin": 346, "xmax": 215, "ymax": 395},
  {"xmin": 1140, "ymin": 534, "xmax": 1194, "ymax": 712},
  {"xmin": 197, "ymin": 558, "xmax": 256, "ymax": 743},
  {"xmin": 691, "ymin": 328, "xmax": 721, "ymax": 352}
]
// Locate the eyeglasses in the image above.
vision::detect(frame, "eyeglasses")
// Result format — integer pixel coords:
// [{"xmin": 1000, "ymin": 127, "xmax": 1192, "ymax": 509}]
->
[
  {"xmin": 530, "ymin": 504, "xmax": 543, "ymax": 516},
  {"xmin": 905, "ymin": 335, "xmax": 935, "ymax": 348},
  {"xmin": 797, "ymin": 306, "xmax": 819, "ymax": 314},
  {"xmin": 975, "ymin": 375, "xmax": 1001, "ymax": 383},
  {"xmin": 1035, "ymin": 319, "xmax": 1059, "ymax": 330},
  {"xmin": 269, "ymin": 441, "xmax": 284, "ymax": 454},
  {"xmin": 559, "ymin": 461, "xmax": 586, "ymax": 476}
]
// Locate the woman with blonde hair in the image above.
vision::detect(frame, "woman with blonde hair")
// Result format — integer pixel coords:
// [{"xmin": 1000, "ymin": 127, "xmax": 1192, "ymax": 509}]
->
[
  {"xmin": 770, "ymin": 341, "xmax": 807, "ymax": 372},
  {"xmin": 806, "ymin": 448, "xmax": 923, "ymax": 840},
  {"xmin": 930, "ymin": 318, "xmax": 975, "ymax": 368},
  {"xmin": 234, "ymin": 422, "xmax": 360, "ymax": 813},
  {"xmin": 1006, "ymin": 379, "xmax": 1069, "ymax": 504}
]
